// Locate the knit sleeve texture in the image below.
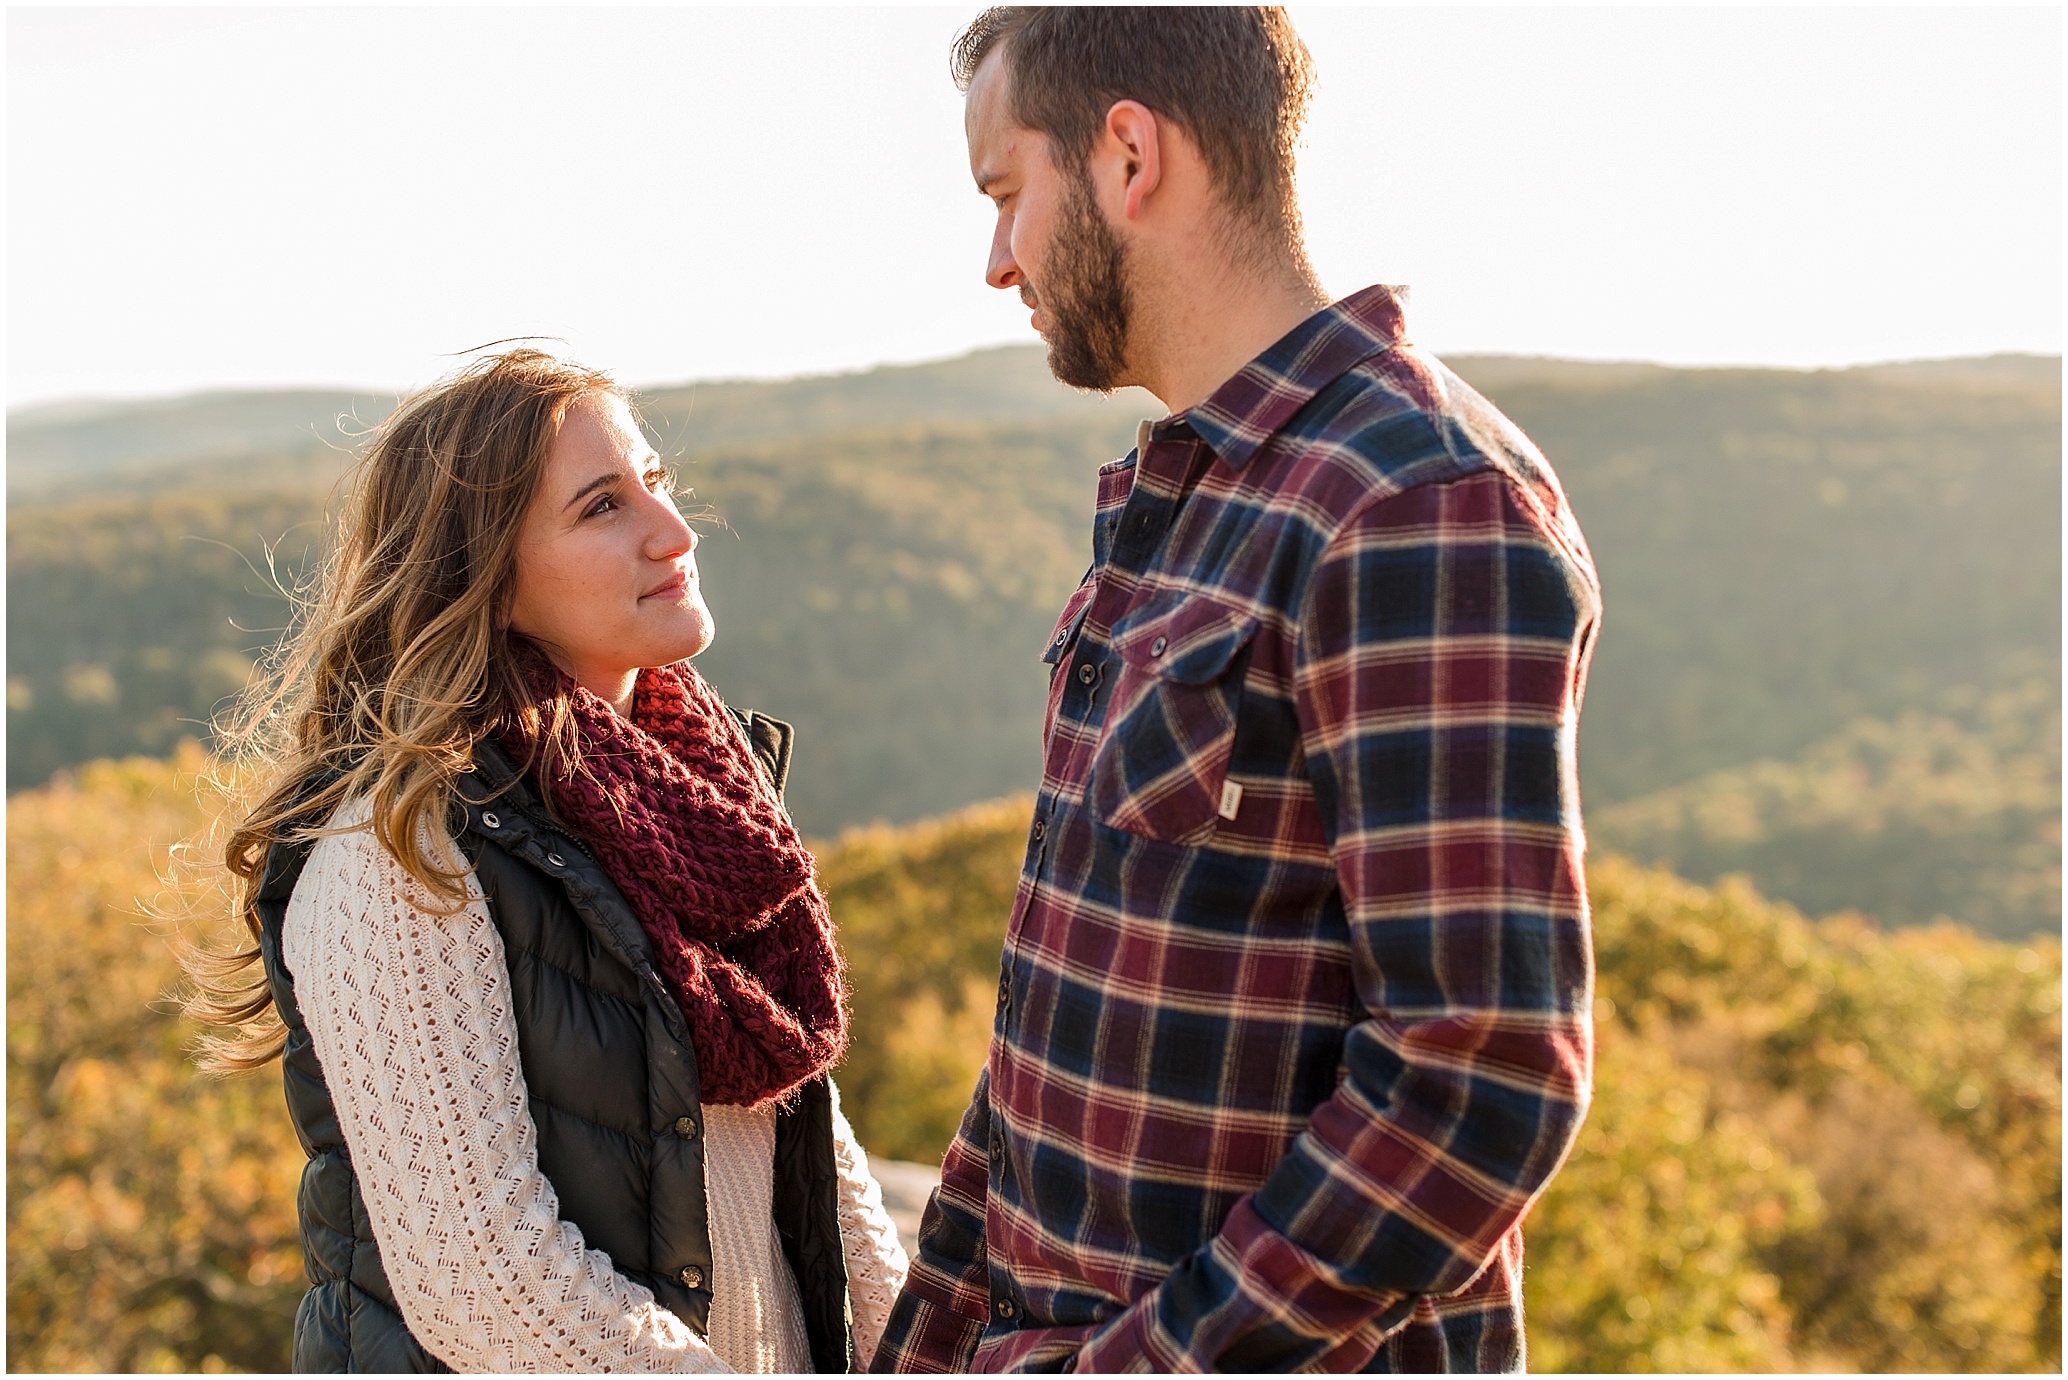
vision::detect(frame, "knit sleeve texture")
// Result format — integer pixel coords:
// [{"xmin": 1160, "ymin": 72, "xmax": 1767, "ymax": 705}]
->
[
  {"xmin": 282, "ymin": 799, "xmax": 730, "ymax": 1374},
  {"xmin": 828, "ymin": 1082, "xmax": 912, "ymax": 1369}
]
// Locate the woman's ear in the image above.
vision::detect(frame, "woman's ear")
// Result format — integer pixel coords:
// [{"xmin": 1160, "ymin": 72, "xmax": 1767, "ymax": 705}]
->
[{"xmin": 492, "ymin": 578, "xmax": 516, "ymax": 634}]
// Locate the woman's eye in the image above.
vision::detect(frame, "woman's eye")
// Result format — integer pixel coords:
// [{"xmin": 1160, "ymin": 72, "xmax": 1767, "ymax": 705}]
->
[{"xmin": 584, "ymin": 493, "xmax": 618, "ymax": 518}]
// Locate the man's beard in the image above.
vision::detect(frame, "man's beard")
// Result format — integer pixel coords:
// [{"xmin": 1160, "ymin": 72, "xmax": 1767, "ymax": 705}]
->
[{"xmin": 1033, "ymin": 172, "xmax": 1132, "ymax": 393}]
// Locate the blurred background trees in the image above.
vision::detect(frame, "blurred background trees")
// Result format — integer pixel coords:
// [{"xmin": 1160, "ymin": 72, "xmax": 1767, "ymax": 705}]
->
[
  {"xmin": 6, "ymin": 750, "xmax": 301, "ymax": 1373},
  {"xmin": 8, "ymin": 761, "xmax": 2058, "ymax": 1371}
]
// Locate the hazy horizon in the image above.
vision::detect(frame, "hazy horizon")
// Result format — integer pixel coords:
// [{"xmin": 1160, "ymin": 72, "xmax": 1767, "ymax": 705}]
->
[{"xmin": 10, "ymin": 341, "xmax": 2061, "ymax": 423}]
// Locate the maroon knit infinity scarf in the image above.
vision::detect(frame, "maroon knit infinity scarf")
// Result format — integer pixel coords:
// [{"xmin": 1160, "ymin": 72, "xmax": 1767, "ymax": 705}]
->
[{"xmin": 494, "ymin": 644, "xmax": 846, "ymax": 1109}]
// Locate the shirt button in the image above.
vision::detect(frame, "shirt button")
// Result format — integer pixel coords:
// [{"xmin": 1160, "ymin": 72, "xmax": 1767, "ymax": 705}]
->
[
  {"xmin": 996, "ymin": 1298, "xmax": 1017, "ymax": 1319},
  {"xmin": 1077, "ymin": 663, "xmax": 1096, "ymax": 685},
  {"xmin": 674, "ymin": 1116, "xmax": 699, "ymax": 1140},
  {"xmin": 1031, "ymin": 818, "xmax": 1046, "ymax": 841},
  {"xmin": 1150, "ymin": 636, "xmax": 1168, "ymax": 657},
  {"xmin": 998, "ymin": 974, "xmax": 1012, "ymax": 1010},
  {"xmin": 679, "ymin": 1265, "xmax": 704, "ymax": 1289}
]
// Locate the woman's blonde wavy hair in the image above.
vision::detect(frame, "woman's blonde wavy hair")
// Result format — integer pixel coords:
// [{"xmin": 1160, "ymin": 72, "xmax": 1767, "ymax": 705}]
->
[{"xmin": 186, "ymin": 348, "xmax": 629, "ymax": 1071}]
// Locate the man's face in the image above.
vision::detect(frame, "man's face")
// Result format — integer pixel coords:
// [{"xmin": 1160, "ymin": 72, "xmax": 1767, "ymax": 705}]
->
[{"xmin": 965, "ymin": 51, "xmax": 1133, "ymax": 392}]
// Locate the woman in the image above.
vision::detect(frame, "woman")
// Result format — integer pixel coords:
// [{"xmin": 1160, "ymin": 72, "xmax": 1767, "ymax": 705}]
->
[{"xmin": 191, "ymin": 350, "xmax": 908, "ymax": 1372}]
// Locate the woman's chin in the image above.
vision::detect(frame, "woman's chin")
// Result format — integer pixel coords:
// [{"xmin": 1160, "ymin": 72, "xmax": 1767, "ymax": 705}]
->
[
  {"xmin": 661, "ymin": 607, "xmax": 715, "ymax": 664},
  {"xmin": 603, "ymin": 605, "xmax": 714, "ymax": 673}
]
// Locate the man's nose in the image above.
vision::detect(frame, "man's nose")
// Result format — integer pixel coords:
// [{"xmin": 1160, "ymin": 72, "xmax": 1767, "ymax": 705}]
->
[{"xmin": 985, "ymin": 213, "xmax": 1020, "ymax": 291}]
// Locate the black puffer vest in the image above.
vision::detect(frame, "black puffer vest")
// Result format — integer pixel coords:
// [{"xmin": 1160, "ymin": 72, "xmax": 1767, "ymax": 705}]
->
[{"xmin": 256, "ymin": 713, "xmax": 855, "ymax": 1373}]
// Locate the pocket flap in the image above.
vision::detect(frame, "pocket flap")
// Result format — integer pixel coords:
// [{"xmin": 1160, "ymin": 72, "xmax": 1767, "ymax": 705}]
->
[
  {"xmin": 1110, "ymin": 591, "xmax": 1259, "ymax": 684},
  {"xmin": 1041, "ymin": 578, "xmax": 1098, "ymax": 666}
]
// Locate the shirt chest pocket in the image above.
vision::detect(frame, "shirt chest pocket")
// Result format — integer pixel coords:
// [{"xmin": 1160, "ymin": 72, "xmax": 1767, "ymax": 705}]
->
[{"xmin": 1089, "ymin": 592, "xmax": 1259, "ymax": 847}]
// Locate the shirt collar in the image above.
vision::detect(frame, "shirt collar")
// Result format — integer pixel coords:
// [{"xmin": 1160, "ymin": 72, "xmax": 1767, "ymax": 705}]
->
[{"xmin": 1173, "ymin": 283, "xmax": 1408, "ymax": 471}]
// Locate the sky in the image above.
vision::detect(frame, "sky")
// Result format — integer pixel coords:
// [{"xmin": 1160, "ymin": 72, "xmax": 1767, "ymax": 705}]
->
[{"xmin": 6, "ymin": 5, "xmax": 2061, "ymax": 408}]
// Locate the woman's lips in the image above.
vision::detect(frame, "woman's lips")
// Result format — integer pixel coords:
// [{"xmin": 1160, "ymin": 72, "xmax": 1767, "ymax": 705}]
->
[{"xmin": 641, "ymin": 570, "xmax": 690, "ymax": 600}]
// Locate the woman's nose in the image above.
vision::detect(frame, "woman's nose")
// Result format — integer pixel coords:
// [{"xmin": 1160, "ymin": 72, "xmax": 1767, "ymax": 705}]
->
[{"xmin": 649, "ymin": 491, "xmax": 696, "ymax": 557}]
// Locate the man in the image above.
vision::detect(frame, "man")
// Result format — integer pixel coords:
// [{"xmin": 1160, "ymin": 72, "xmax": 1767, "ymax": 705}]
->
[{"xmin": 876, "ymin": 8, "xmax": 1601, "ymax": 1372}]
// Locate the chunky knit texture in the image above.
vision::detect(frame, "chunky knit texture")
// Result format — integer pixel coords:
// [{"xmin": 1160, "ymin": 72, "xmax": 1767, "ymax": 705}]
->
[
  {"xmin": 284, "ymin": 797, "xmax": 909, "ymax": 1373},
  {"xmin": 496, "ymin": 648, "xmax": 846, "ymax": 1108}
]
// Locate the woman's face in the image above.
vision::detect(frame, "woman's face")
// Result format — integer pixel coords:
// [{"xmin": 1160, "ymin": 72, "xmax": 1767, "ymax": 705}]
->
[{"xmin": 506, "ymin": 394, "xmax": 712, "ymax": 710}]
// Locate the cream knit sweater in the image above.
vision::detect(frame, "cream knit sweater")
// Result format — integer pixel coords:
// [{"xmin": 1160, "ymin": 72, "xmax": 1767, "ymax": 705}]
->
[{"xmin": 283, "ymin": 800, "xmax": 909, "ymax": 1373}]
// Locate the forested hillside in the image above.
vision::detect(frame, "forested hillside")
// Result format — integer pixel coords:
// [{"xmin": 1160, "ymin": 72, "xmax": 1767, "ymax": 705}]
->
[
  {"xmin": 7, "ymin": 347, "xmax": 2058, "ymax": 936},
  {"xmin": 1481, "ymin": 356, "xmax": 2060, "ymax": 802},
  {"xmin": 8, "ymin": 760, "xmax": 2058, "ymax": 1371},
  {"xmin": 1595, "ymin": 674, "xmax": 2059, "ymax": 939}
]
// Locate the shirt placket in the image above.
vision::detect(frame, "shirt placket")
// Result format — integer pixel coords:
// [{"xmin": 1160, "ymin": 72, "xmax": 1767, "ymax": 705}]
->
[
  {"xmin": 1056, "ymin": 423, "xmax": 1210, "ymax": 744},
  {"xmin": 1012, "ymin": 424, "xmax": 1210, "ymax": 935},
  {"xmin": 982, "ymin": 422, "xmax": 1217, "ymax": 1335}
]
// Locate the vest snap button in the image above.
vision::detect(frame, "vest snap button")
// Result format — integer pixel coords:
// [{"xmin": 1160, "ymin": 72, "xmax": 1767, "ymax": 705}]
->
[
  {"xmin": 546, "ymin": 853, "xmax": 565, "ymax": 868},
  {"xmin": 679, "ymin": 1265, "xmax": 703, "ymax": 1289},
  {"xmin": 675, "ymin": 1116, "xmax": 699, "ymax": 1140},
  {"xmin": 481, "ymin": 812, "xmax": 500, "ymax": 829}
]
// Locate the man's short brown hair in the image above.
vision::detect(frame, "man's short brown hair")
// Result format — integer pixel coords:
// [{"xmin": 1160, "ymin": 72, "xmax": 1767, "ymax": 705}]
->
[{"xmin": 952, "ymin": 7, "xmax": 1316, "ymax": 253}]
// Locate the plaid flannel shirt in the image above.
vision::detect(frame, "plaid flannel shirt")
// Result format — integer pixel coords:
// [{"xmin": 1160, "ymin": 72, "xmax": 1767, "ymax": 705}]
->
[{"xmin": 873, "ymin": 286, "xmax": 1601, "ymax": 1374}]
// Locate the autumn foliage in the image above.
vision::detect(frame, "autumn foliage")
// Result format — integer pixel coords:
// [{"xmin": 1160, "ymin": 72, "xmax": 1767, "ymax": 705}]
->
[{"xmin": 7, "ymin": 758, "xmax": 2059, "ymax": 1371}]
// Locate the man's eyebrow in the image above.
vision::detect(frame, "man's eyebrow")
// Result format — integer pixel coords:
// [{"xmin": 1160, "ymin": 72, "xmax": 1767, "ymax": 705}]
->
[{"xmin": 975, "ymin": 168, "xmax": 1004, "ymax": 195}]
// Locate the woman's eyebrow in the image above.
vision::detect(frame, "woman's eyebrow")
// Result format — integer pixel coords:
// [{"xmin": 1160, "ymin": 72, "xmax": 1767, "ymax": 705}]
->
[{"xmin": 562, "ymin": 472, "xmax": 620, "ymax": 511}]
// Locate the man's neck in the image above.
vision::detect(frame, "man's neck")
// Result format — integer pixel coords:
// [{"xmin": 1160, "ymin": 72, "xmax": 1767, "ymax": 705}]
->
[{"xmin": 1130, "ymin": 252, "xmax": 1332, "ymax": 416}]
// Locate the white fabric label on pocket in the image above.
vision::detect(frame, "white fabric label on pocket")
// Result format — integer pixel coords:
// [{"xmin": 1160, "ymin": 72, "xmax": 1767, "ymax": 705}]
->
[{"xmin": 1218, "ymin": 780, "xmax": 1244, "ymax": 821}]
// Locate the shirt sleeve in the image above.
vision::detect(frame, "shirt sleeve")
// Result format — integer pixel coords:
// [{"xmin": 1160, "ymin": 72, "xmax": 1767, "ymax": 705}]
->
[
  {"xmin": 868, "ymin": 1070, "xmax": 996, "ymax": 1372},
  {"xmin": 283, "ymin": 802, "xmax": 731, "ymax": 1374},
  {"xmin": 826, "ymin": 1081, "xmax": 912, "ymax": 1370},
  {"xmin": 1068, "ymin": 470, "xmax": 1599, "ymax": 1371}
]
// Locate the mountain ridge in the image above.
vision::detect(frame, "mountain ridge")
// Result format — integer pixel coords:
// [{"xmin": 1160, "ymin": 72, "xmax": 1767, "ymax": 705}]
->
[{"xmin": 9, "ymin": 345, "xmax": 2055, "ymax": 498}]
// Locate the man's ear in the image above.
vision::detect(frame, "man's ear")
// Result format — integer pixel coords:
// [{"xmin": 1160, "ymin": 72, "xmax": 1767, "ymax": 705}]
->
[{"xmin": 1102, "ymin": 99, "xmax": 1162, "ymax": 222}]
